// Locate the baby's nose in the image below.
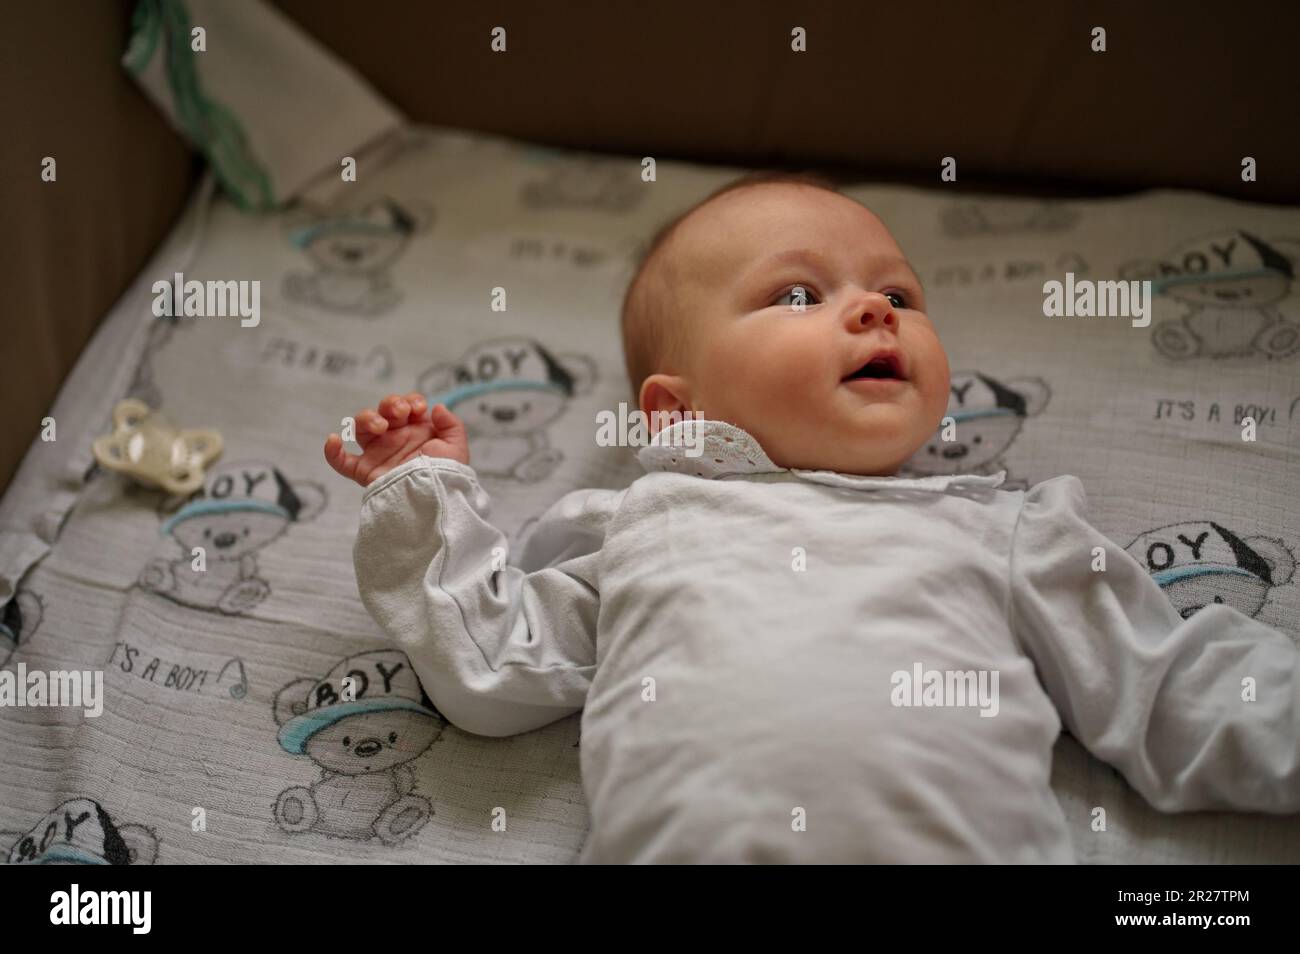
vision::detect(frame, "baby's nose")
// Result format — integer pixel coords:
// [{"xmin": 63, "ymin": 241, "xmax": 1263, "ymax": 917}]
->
[{"xmin": 849, "ymin": 292, "xmax": 898, "ymax": 331}]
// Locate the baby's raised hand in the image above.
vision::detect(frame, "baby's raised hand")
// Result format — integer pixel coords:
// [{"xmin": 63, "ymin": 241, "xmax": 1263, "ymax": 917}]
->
[{"xmin": 324, "ymin": 392, "xmax": 469, "ymax": 487}]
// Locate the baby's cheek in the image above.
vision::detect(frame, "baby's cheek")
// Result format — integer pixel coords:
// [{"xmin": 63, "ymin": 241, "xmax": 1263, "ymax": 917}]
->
[
  {"xmin": 758, "ymin": 348, "xmax": 826, "ymax": 417},
  {"xmin": 911, "ymin": 333, "xmax": 951, "ymax": 415},
  {"xmin": 926, "ymin": 363, "xmax": 952, "ymax": 418},
  {"xmin": 701, "ymin": 332, "xmax": 780, "ymax": 396},
  {"xmin": 914, "ymin": 379, "xmax": 948, "ymax": 437},
  {"xmin": 770, "ymin": 329, "xmax": 830, "ymax": 380}
]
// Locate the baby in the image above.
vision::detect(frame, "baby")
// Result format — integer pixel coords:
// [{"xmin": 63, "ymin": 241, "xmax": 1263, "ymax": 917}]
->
[{"xmin": 325, "ymin": 174, "xmax": 1300, "ymax": 863}]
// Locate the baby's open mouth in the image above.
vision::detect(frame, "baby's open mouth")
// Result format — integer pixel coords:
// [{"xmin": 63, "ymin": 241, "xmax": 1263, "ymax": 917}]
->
[{"xmin": 843, "ymin": 352, "xmax": 906, "ymax": 382}]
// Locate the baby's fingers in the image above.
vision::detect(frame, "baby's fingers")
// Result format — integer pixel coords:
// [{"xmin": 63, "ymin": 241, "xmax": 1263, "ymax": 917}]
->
[
  {"xmin": 323, "ymin": 434, "xmax": 363, "ymax": 483},
  {"xmin": 424, "ymin": 404, "xmax": 470, "ymax": 465},
  {"xmin": 354, "ymin": 407, "xmax": 388, "ymax": 445},
  {"xmin": 429, "ymin": 403, "xmax": 467, "ymax": 441},
  {"xmin": 378, "ymin": 393, "xmax": 414, "ymax": 428},
  {"xmin": 404, "ymin": 392, "xmax": 428, "ymax": 419}
]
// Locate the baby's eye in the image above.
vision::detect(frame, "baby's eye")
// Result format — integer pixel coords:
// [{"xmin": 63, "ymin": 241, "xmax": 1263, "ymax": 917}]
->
[
  {"xmin": 884, "ymin": 291, "xmax": 907, "ymax": 309},
  {"xmin": 774, "ymin": 284, "xmax": 820, "ymax": 309}
]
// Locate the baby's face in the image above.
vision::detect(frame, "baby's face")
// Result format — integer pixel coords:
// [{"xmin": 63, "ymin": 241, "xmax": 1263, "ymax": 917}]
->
[{"xmin": 643, "ymin": 184, "xmax": 950, "ymax": 476}]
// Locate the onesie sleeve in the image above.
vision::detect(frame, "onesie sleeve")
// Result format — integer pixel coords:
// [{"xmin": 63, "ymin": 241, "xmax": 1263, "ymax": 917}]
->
[
  {"xmin": 1008, "ymin": 475, "xmax": 1300, "ymax": 812},
  {"xmin": 353, "ymin": 455, "xmax": 624, "ymax": 737}
]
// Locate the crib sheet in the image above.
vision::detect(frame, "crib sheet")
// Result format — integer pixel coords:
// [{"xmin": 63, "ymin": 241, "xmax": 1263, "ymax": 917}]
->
[{"xmin": 2, "ymin": 126, "xmax": 1298, "ymax": 864}]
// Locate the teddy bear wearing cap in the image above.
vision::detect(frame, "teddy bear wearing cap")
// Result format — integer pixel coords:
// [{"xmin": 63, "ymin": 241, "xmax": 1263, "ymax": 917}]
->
[
  {"xmin": 272, "ymin": 650, "xmax": 447, "ymax": 846},
  {"xmin": 417, "ymin": 337, "xmax": 596, "ymax": 483},
  {"xmin": 283, "ymin": 197, "xmax": 432, "ymax": 316},
  {"xmin": 903, "ymin": 371, "xmax": 1050, "ymax": 490},
  {"xmin": 139, "ymin": 460, "xmax": 325, "ymax": 615},
  {"xmin": 1126, "ymin": 521, "xmax": 1296, "ymax": 626},
  {"xmin": 1, "ymin": 798, "xmax": 158, "ymax": 865},
  {"xmin": 1121, "ymin": 230, "xmax": 1300, "ymax": 361}
]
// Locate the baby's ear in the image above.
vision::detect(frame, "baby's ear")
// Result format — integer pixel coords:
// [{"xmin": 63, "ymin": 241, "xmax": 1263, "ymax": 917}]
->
[
  {"xmin": 1007, "ymin": 377, "xmax": 1051, "ymax": 417},
  {"xmin": 558, "ymin": 353, "xmax": 598, "ymax": 397},
  {"xmin": 639, "ymin": 374, "xmax": 693, "ymax": 423}
]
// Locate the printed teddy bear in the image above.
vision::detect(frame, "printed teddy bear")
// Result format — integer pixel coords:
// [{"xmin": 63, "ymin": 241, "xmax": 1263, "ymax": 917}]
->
[
  {"xmin": 1, "ymin": 798, "xmax": 158, "ymax": 865},
  {"xmin": 418, "ymin": 337, "xmax": 596, "ymax": 482},
  {"xmin": 1125, "ymin": 521, "xmax": 1296, "ymax": 625},
  {"xmin": 272, "ymin": 651, "xmax": 447, "ymax": 846},
  {"xmin": 140, "ymin": 460, "xmax": 325, "ymax": 615},
  {"xmin": 903, "ymin": 371, "xmax": 1050, "ymax": 490},
  {"xmin": 284, "ymin": 197, "xmax": 432, "ymax": 316},
  {"xmin": 1120, "ymin": 230, "xmax": 1300, "ymax": 361}
]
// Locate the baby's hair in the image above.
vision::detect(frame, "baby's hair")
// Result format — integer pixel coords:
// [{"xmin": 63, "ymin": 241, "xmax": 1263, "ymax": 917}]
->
[{"xmin": 620, "ymin": 170, "xmax": 841, "ymax": 401}]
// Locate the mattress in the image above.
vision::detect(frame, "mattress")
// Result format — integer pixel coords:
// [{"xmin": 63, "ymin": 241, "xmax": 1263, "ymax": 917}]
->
[{"xmin": 2, "ymin": 125, "xmax": 1298, "ymax": 864}]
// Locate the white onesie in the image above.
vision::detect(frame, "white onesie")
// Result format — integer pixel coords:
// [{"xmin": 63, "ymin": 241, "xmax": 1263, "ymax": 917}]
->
[{"xmin": 353, "ymin": 419, "xmax": 1300, "ymax": 863}]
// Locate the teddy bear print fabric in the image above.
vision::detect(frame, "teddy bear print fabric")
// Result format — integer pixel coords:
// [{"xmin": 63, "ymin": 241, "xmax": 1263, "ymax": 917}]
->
[{"xmin": 0, "ymin": 127, "xmax": 1296, "ymax": 864}]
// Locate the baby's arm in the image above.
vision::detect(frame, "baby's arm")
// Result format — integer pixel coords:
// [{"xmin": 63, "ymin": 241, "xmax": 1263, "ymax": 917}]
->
[
  {"xmin": 1008, "ymin": 476, "xmax": 1300, "ymax": 813},
  {"xmin": 342, "ymin": 397, "xmax": 620, "ymax": 737}
]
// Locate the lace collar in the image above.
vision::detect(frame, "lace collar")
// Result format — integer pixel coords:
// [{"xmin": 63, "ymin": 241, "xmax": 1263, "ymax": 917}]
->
[{"xmin": 636, "ymin": 418, "xmax": 1005, "ymax": 492}]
